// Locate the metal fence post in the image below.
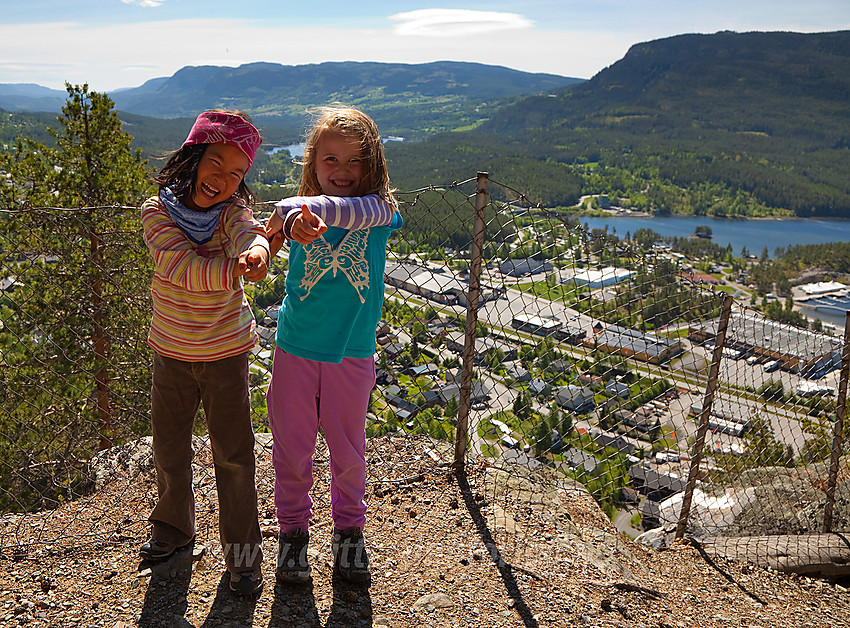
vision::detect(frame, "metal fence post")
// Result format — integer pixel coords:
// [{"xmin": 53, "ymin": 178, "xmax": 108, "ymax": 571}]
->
[
  {"xmin": 454, "ymin": 172, "xmax": 489, "ymax": 470},
  {"xmin": 676, "ymin": 294, "xmax": 734, "ymax": 540},
  {"xmin": 823, "ymin": 310, "xmax": 850, "ymax": 532}
]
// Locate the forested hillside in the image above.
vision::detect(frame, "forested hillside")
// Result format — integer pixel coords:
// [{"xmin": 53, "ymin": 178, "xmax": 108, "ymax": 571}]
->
[
  {"xmin": 112, "ymin": 61, "xmax": 575, "ymax": 111},
  {"xmin": 1, "ymin": 60, "xmax": 581, "ymax": 198},
  {"xmin": 386, "ymin": 31, "xmax": 850, "ymax": 216},
  {"xmin": 0, "ymin": 61, "xmax": 579, "ymax": 145},
  {"xmin": 0, "ymin": 110, "xmax": 55, "ymax": 147}
]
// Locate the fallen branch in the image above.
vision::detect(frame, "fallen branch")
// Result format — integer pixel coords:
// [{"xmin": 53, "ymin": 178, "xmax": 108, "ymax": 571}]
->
[{"xmin": 581, "ymin": 579, "xmax": 664, "ymax": 600}]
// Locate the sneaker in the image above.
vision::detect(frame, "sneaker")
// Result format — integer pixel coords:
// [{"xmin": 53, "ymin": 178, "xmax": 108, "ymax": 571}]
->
[
  {"xmin": 139, "ymin": 536, "xmax": 194, "ymax": 562},
  {"xmin": 332, "ymin": 527, "xmax": 370, "ymax": 584},
  {"xmin": 276, "ymin": 529, "xmax": 311, "ymax": 584},
  {"xmin": 229, "ymin": 570, "xmax": 263, "ymax": 596}
]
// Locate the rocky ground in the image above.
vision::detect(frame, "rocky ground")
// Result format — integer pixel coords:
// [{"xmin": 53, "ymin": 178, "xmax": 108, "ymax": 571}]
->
[
  {"xmin": 791, "ymin": 267, "xmax": 850, "ymax": 286},
  {"xmin": 1, "ymin": 433, "xmax": 849, "ymax": 628}
]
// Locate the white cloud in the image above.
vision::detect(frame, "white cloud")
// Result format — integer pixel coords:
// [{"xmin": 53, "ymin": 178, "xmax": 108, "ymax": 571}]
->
[
  {"xmin": 121, "ymin": 0, "xmax": 168, "ymax": 7},
  {"xmin": 389, "ymin": 8, "xmax": 533, "ymax": 37}
]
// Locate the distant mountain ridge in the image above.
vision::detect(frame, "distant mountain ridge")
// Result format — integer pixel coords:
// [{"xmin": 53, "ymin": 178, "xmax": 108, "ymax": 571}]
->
[
  {"xmin": 111, "ymin": 61, "xmax": 578, "ymax": 116},
  {"xmin": 0, "ymin": 83, "xmax": 68, "ymax": 113},
  {"xmin": 482, "ymin": 30, "xmax": 850, "ymax": 137},
  {"xmin": 0, "ymin": 61, "xmax": 581, "ymax": 142},
  {"xmin": 385, "ymin": 30, "xmax": 850, "ymax": 217}
]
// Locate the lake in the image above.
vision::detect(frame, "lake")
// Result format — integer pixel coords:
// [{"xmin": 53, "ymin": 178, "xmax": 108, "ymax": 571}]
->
[
  {"xmin": 579, "ymin": 215, "xmax": 850, "ymax": 258},
  {"xmin": 267, "ymin": 142, "xmax": 306, "ymax": 158},
  {"xmin": 267, "ymin": 136, "xmax": 405, "ymax": 159}
]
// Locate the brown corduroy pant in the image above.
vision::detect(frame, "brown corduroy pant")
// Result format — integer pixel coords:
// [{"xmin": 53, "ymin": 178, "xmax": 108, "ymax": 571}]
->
[{"xmin": 149, "ymin": 351, "xmax": 263, "ymax": 575}]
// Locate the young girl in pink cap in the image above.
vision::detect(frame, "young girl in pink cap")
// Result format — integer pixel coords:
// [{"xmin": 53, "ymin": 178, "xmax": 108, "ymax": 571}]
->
[
  {"xmin": 264, "ymin": 106, "xmax": 402, "ymax": 586},
  {"xmin": 139, "ymin": 110, "xmax": 269, "ymax": 595}
]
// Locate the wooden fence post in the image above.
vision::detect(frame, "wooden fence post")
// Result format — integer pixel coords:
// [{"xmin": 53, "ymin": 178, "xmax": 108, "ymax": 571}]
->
[
  {"xmin": 454, "ymin": 172, "xmax": 489, "ymax": 471},
  {"xmin": 823, "ymin": 310, "xmax": 850, "ymax": 531},
  {"xmin": 676, "ymin": 294, "xmax": 734, "ymax": 540}
]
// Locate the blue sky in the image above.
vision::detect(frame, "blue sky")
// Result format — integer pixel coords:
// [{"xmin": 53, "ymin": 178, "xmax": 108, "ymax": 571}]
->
[{"xmin": 2, "ymin": 1, "xmax": 849, "ymax": 91}]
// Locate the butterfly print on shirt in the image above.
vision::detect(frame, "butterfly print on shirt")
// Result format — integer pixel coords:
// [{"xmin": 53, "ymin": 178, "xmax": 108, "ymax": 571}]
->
[{"xmin": 299, "ymin": 229, "xmax": 370, "ymax": 303}]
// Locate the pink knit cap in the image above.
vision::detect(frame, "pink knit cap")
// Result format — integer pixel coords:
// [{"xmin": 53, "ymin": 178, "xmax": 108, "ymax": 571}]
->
[{"xmin": 182, "ymin": 111, "xmax": 262, "ymax": 169}]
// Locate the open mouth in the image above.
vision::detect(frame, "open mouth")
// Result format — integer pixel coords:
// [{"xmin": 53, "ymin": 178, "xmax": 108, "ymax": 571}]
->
[{"xmin": 199, "ymin": 181, "xmax": 221, "ymax": 199}]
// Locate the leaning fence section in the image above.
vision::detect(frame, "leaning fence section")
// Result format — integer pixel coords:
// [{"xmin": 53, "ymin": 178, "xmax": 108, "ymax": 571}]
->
[
  {"xmin": 0, "ymin": 176, "xmax": 849, "ymax": 570},
  {"xmin": 380, "ymin": 173, "xmax": 850, "ymax": 550},
  {"xmin": 676, "ymin": 300, "xmax": 850, "ymax": 538}
]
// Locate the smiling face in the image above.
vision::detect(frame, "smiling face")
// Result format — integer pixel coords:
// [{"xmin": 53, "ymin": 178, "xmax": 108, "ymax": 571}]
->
[
  {"xmin": 314, "ymin": 131, "xmax": 364, "ymax": 197},
  {"xmin": 187, "ymin": 143, "xmax": 249, "ymax": 210}
]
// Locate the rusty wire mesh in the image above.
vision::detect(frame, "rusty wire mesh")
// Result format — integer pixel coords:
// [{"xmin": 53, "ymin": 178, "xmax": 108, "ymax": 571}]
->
[{"xmin": 1, "ymin": 177, "xmax": 849, "ymax": 573}]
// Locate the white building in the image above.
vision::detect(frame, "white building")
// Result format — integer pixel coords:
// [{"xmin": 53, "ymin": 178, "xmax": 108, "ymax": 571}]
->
[
  {"xmin": 799, "ymin": 281, "xmax": 847, "ymax": 296},
  {"xmin": 563, "ymin": 266, "xmax": 635, "ymax": 289}
]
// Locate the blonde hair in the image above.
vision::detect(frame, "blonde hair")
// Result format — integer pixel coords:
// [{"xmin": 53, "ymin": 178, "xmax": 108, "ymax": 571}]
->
[{"xmin": 299, "ymin": 106, "xmax": 393, "ymax": 203}]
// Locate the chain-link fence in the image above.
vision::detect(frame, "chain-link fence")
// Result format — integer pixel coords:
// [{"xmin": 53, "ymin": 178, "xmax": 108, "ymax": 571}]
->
[{"xmin": 1, "ymin": 173, "xmax": 848, "ymax": 572}]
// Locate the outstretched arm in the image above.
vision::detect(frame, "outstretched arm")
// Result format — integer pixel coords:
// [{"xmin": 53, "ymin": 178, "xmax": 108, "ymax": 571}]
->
[{"xmin": 275, "ymin": 194, "xmax": 396, "ymax": 235}]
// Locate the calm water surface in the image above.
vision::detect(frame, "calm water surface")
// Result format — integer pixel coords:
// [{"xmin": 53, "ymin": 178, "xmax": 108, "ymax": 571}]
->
[
  {"xmin": 579, "ymin": 215, "xmax": 850, "ymax": 258},
  {"xmin": 269, "ymin": 137, "xmax": 403, "ymax": 159}
]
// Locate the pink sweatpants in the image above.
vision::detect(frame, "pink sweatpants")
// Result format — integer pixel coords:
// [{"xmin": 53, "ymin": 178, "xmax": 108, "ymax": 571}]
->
[{"xmin": 266, "ymin": 347, "xmax": 375, "ymax": 532}]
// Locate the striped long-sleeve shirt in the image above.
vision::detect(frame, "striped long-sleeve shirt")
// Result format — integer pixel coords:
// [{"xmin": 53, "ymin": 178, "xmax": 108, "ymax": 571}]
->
[
  {"xmin": 141, "ymin": 195, "xmax": 270, "ymax": 361},
  {"xmin": 274, "ymin": 194, "xmax": 397, "ymax": 238}
]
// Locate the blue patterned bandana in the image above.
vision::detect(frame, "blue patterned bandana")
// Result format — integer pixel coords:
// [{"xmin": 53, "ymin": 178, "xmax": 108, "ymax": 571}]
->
[{"xmin": 159, "ymin": 187, "xmax": 227, "ymax": 245}]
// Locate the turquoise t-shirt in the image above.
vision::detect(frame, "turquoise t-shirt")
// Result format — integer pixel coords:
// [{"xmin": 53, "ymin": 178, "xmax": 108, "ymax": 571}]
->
[{"xmin": 275, "ymin": 212, "xmax": 402, "ymax": 363}]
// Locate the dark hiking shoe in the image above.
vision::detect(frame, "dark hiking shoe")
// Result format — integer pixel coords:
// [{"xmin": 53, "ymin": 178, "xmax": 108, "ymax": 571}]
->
[
  {"xmin": 332, "ymin": 527, "xmax": 370, "ymax": 584},
  {"xmin": 229, "ymin": 570, "xmax": 263, "ymax": 596},
  {"xmin": 276, "ymin": 529, "xmax": 311, "ymax": 584},
  {"xmin": 139, "ymin": 536, "xmax": 194, "ymax": 562}
]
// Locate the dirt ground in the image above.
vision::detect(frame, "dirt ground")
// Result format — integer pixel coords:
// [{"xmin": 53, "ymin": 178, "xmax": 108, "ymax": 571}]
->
[{"xmin": 1, "ymin": 433, "xmax": 849, "ymax": 627}]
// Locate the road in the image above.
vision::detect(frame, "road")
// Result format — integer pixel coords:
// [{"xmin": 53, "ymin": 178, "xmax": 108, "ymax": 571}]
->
[
  {"xmin": 386, "ymin": 266, "xmax": 835, "ymax": 463},
  {"xmin": 614, "ymin": 508, "xmax": 643, "ymax": 539},
  {"xmin": 479, "ymin": 283, "xmax": 592, "ymax": 336}
]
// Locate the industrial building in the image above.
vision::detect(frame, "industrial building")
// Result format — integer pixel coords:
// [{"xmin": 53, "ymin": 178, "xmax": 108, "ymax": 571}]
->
[
  {"xmin": 586, "ymin": 324, "xmax": 683, "ymax": 364},
  {"xmin": 384, "ymin": 261, "xmax": 500, "ymax": 306},
  {"xmin": 688, "ymin": 311, "xmax": 841, "ymax": 378}
]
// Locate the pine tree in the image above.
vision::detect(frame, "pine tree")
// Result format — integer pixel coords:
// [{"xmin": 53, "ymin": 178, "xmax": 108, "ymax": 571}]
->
[{"xmin": 0, "ymin": 84, "xmax": 153, "ymax": 509}]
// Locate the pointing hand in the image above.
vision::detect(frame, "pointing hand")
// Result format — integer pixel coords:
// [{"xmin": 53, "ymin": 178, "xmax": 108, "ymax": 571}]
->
[{"xmin": 291, "ymin": 204, "xmax": 328, "ymax": 245}]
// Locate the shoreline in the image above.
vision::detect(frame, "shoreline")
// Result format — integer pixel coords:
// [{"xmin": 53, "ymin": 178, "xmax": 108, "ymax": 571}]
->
[
  {"xmin": 570, "ymin": 209, "xmax": 850, "ymax": 222},
  {"xmin": 571, "ymin": 211, "xmax": 850, "ymax": 255}
]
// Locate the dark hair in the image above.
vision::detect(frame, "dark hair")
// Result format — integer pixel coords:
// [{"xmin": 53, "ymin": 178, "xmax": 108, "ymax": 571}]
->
[{"xmin": 154, "ymin": 110, "xmax": 257, "ymax": 205}]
